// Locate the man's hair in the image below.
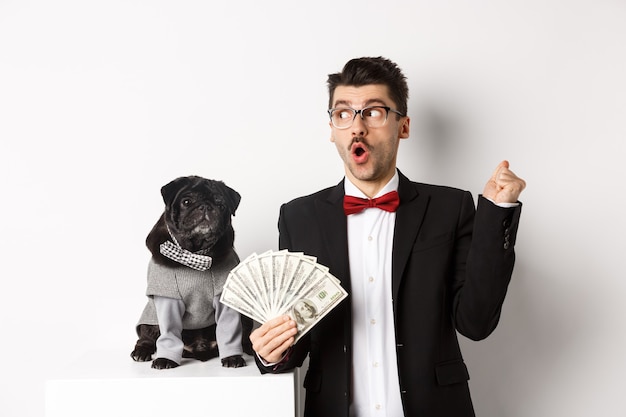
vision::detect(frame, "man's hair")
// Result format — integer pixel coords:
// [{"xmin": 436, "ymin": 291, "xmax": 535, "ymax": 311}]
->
[{"xmin": 327, "ymin": 56, "xmax": 409, "ymax": 116}]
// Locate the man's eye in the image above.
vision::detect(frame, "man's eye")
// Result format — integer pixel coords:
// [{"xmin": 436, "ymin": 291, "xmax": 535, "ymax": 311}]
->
[
  {"xmin": 338, "ymin": 110, "xmax": 352, "ymax": 119},
  {"xmin": 365, "ymin": 108, "xmax": 382, "ymax": 118}
]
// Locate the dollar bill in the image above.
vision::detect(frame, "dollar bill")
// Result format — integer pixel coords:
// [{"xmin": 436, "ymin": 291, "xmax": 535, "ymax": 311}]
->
[
  {"xmin": 281, "ymin": 272, "xmax": 348, "ymax": 343},
  {"xmin": 220, "ymin": 250, "xmax": 348, "ymax": 342},
  {"xmin": 220, "ymin": 279, "xmax": 266, "ymax": 323}
]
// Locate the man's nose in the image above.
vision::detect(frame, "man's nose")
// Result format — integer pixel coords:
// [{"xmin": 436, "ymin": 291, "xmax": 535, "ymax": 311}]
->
[{"xmin": 350, "ymin": 112, "xmax": 367, "ymax": 136}]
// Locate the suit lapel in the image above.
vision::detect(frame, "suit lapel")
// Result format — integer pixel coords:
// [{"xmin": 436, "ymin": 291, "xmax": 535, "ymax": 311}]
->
[
  {"xmin": 314, "ymin": 181, "xmax": 351, "ymax": 290},
  {"xmin": 392, "ymin": 171, "xmax": 430, "ymax": 310}
]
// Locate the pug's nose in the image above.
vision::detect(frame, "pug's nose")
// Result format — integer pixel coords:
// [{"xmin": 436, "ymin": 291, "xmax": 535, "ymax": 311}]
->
[{"xmin": 202, "ymin": 206, "xmax": 213, "ymax": 218}]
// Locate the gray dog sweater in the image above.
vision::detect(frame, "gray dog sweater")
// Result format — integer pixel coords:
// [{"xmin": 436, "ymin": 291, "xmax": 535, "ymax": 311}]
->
[{"xmin": 137, "ymin": 249, "xmax": 243, "ymax": 363}]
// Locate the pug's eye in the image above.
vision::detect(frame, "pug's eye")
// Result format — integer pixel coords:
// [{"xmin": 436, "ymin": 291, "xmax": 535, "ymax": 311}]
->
[{"xmin": 182, "ymin": 199, "xmax": 192, "ymax": 207}]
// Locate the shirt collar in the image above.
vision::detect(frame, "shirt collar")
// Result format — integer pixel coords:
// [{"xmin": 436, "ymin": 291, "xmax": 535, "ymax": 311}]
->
[{"xmin": 344, "ymin": 169, "xmax": 399, "ymax": 199}]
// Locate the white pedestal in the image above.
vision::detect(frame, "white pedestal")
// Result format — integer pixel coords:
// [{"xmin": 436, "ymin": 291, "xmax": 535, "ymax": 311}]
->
[{"xmin": 45, "ymin": 350, "xmax": 295, "ymax": 417}]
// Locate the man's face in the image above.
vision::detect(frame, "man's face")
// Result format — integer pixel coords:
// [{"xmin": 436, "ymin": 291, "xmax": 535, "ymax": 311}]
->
[{"xmin": 329, "ymin": 84, "xmax": 410, "ymax": 193}]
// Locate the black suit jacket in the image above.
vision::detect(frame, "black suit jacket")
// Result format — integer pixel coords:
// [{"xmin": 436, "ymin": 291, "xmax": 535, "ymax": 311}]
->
[{"xmin": 256, "ymin": 170, "xmax": 521, "ymax": 417}]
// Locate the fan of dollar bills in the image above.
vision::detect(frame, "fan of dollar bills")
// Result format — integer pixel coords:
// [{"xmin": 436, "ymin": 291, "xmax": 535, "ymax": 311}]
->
[{"xmin": 220, "ymin": 250, "xmax": 348, "ymax": 343}]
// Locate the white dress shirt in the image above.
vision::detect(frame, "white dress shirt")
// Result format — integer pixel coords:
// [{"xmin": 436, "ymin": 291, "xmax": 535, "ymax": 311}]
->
[{"xmin": 345, "ymin": 171, "xmax": 404, "ymax": 417}]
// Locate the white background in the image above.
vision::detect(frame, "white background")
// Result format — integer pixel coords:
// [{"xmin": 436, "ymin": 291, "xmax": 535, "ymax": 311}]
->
[{"xmin": 1, "ymin": 1, "xmax": 625, "ymax": 416}]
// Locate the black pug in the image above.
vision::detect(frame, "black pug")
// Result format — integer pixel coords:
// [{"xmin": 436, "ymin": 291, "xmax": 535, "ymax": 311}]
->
[{"xmin": 130, "ymin": 176, "xmax": 253, "ymax": 369}]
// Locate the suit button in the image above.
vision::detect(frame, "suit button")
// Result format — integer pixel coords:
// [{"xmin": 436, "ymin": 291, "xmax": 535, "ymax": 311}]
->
[
  {"xmin": 503, "ymin": 219, "xmax": 511, "ymax": 228},
  {"xmin": 504, "ymin": 241, "xmax": 510, "ymax": 249}
]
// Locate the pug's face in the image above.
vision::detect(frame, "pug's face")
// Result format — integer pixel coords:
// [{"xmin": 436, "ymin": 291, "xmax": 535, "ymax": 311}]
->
[{"xmin": 161, "ymin": 176, "xmax": 241, "ymax": 253}]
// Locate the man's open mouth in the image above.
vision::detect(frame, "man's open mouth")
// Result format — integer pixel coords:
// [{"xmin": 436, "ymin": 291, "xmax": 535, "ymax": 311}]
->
[{"xmin": 351, "ymin": 141, "xmax": 369, "ymax": 163}]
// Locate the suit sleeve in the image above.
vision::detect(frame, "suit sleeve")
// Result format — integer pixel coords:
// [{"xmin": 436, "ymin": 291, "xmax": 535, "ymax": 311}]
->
[{"xmin": 452, "ymin": 194, "xmax": 522, "ymax": 341}]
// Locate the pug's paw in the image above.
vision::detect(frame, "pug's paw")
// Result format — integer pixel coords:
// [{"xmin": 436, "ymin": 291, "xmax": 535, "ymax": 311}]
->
[
  {"xmin": 151, "ymin": 358, "xmax": 179, "ymax": 369},
  {"xmin": 130, "ymin": 347, "xmax": 153, "ymax": 362},
  {"xmin": 221, "ymin": 355, "xmax": 246, "ymax": 368}
]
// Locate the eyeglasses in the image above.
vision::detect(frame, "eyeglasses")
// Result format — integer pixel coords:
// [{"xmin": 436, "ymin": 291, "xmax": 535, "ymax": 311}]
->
[{"xmin": 328, "ymin": 106, "xmax": 405, "ymax": 129}]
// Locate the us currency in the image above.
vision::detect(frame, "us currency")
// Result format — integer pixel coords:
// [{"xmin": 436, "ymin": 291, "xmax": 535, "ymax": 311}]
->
[
  {"xmin": 281, "ymin": 271, "xmax": 348, "ymax": 344},
  {"xmin": 268, "ymin": 250, "xmax": 288, "ymax": 313},
  {"xmin": 279, "ymin": 255, "xmax": 317, "ymax": 311},
  {"xmin": 273, "ymin": 251, "xmax": 303, "ymax": 314},
  {"xmin": 220, "ymin": 250, "xmax": 348, "ymax": 343},
  {"xmin": 220, "ymin": 277, "xmax": 266, "ymax": 323},
  {"xmin": 257, "ymin": 250, "xmax": 274, "ymax": 313},
  {"xmin": 230, "ymin": 253, "xmax": 271, "ymax": 319}
]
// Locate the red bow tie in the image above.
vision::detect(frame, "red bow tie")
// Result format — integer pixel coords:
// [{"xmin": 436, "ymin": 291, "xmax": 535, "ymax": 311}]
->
[{"xmin": 343, "ymin": 191, "xmax": 400, "ymax": 215}]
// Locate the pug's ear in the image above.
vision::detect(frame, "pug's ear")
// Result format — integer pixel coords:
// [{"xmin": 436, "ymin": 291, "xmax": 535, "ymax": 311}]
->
[
  {"xmin": 160, "ymin": 177, "xmax": 190, "ymax": 208},
  {"xmin": 218, "ymin": 182, "xmax": 241, "ymax": 216}
]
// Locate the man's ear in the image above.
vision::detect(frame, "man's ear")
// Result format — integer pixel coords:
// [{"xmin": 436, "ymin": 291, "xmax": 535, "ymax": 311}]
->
[{"xmin": 399, "ymin": 116, "xmax": 410, "ymax": 139}]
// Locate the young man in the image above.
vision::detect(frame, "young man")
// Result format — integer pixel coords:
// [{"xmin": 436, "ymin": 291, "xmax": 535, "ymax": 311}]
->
[{"xmin": 250, "ymin": 57, "xmax": 526, "ymax": 417}]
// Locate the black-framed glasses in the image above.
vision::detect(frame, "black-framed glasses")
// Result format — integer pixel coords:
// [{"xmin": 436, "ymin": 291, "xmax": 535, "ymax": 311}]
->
[{"xmin": 327, "ymin": 106, "xmax": 405, "ymax": 129}]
